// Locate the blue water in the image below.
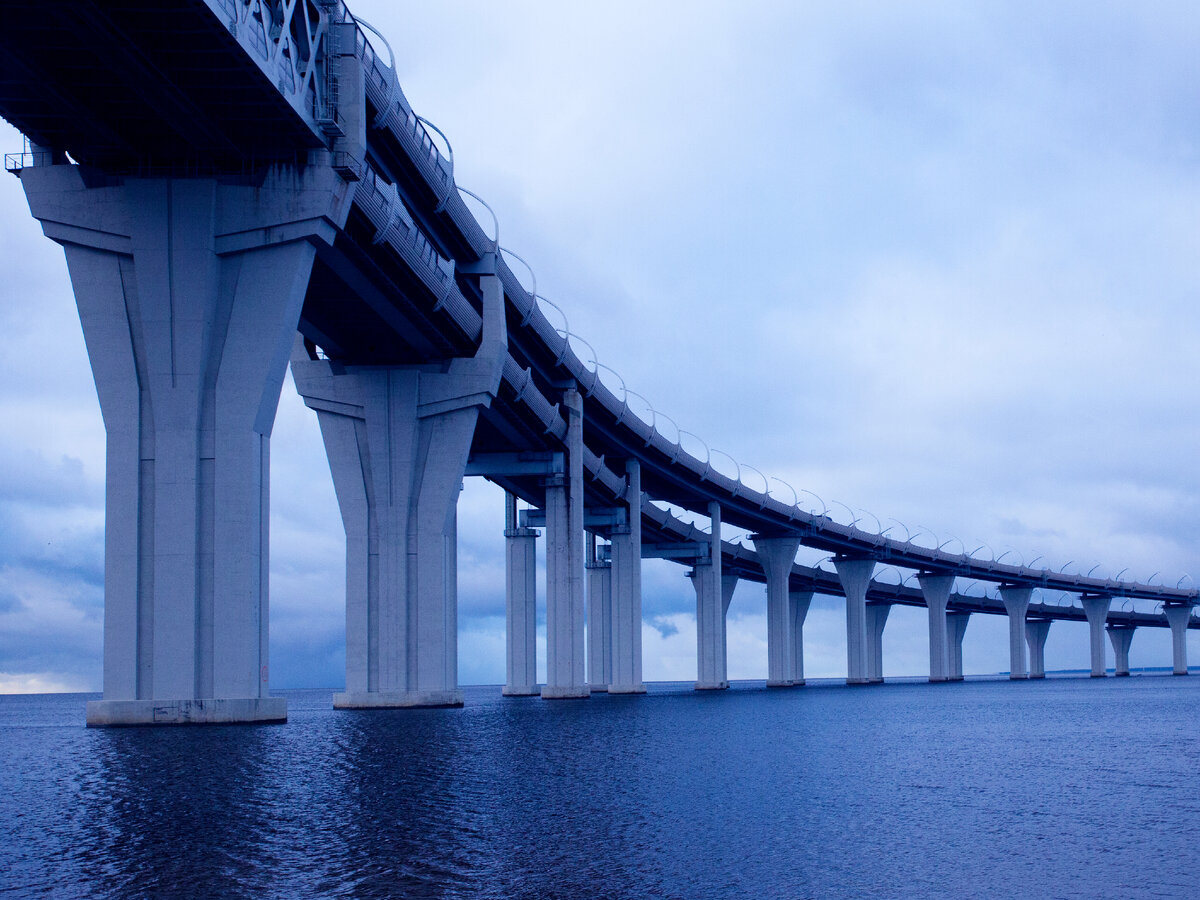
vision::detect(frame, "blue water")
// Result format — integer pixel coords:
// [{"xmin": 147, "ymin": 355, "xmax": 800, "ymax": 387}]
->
[{"xmin": 2, "ymin": 676, "xmax": 1198, "ymax": 898}]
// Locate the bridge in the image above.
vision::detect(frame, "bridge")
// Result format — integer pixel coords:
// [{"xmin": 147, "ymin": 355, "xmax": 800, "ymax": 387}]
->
[{"xmin": 0, "ymin": 0, "xmax": 1195, "ymax": 724}]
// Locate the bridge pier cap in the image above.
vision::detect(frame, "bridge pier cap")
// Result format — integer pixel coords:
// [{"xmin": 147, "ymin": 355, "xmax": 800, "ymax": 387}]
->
[{"xmin": 17, "ymin": 162, "xmax": 354, "ymax": 726}]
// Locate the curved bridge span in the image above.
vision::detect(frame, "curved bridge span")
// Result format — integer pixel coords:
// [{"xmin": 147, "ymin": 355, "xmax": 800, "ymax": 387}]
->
[{"xmin": 0, "ymin": 0, "xmax": 1193, "ymax": 723}]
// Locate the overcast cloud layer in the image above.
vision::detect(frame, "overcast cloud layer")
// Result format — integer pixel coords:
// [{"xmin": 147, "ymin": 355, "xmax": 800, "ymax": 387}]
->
[{"xmin": 1, "ymin": 1, "xmax": 1198, "ymax": 692}]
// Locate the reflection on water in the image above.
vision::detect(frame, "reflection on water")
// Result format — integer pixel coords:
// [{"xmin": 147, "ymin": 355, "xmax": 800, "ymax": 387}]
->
[{"xmin": 3, "ymin": 678, "xmax": 1199, "ymax": 899}]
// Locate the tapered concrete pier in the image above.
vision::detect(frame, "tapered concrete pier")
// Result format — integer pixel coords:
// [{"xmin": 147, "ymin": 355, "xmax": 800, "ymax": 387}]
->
[
  {"xmin": 291, "ymin": 271, "xmax": 506, "ymax": 710},
  {"xmin": 919, "ymin": 574, "xmax": 954, "ymax": 682},
  {"xmin": 1164, "ymin": 605, "xmax": 1192, "ymax": 675},
  {"xmin": 543, "ymin": 389, "xmax": 590, "ymax": 699},
  {"xmin": 789, "ymin": 590, "xmax": 813, "ymax": 685},
  {"xmin": 1080, "ymin": 595, "xmax": 1111, "ymax": 677},
  {"xmin": 754, "ymin": 535, "xmax": 802, "ymax": 687},
  {"xmin": 1025, "ymin": 619, "xmax": 1051, "ymax": 679},
  {"xmin": 947, "ymin": 611, "xmax": 970, "ymax": 680},
  {"xmin": 20, "ymin": 164, "xmax": 357, "ymax": 726},
  {"xmin": 866, "ymin": 602, "xmax": 891, "ymax": 684},
  {"xmin": 999, "ymin": 586, "xmax": 1032, "ymax": 679},
  {"xmin": 503, "ymin": 492, "xmax": 539, "ymax": 696},
  {"xmin": 693, "ymin": 502, "xmax": 734, "ymax": 690},
  {"xmin": 586, "ymin": 545, "xmax": 613, "ymax": 692},
  {"xmin": 835, "ymin": 558, "xmax": 876, "ymax": 685},
  {"xmin": 1106, "ymin": 624, "xmax": 1135, "ymax": 677},
  {"xmin": 608, "ymin": 460, "xmax": 646, "ymax": 694}
]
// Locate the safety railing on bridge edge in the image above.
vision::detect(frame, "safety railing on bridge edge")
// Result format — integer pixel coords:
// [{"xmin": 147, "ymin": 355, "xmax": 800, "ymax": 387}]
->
[{"xmin": 342, "ymin": 11, "xmax": 1200, "ymax": 612}]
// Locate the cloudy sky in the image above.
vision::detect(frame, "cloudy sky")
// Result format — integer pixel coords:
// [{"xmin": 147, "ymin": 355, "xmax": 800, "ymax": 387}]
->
[{"xmin": 1, "ymin": 1, "xmax": 1198, "ymax": 692}]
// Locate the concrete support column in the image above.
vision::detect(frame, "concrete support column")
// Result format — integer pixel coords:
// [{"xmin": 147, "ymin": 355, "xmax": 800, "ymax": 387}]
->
[
  {"xmin": 1080, "ymin": 595, "xmax": 1112, "ymax": 677},
  {"xmin": 835, "ymin": 558, "xmax": 876, "ymax": 685},
  {"xmin": 866, "ymin": 603, "xmax": 891, "ymax": 684},
  {"xmin": 789, "ymin": 590, "xmax": 813, "ymax": 686},
  {"xmin": 1025, "ymin": 619, "xmax": 1051, "ymax": 679},
  {"xmin": 587, "ymin": 546, "xmax": 613, "ymax": 692},
  {"xmin": 503, "ymin": 492, "xmax": 538, "ymax": 696},
  {"xmin": 21, "ymin": 165, "xmax": 353, "ymax": 726},
  {"xmin": 609, "ymin": 460, "xmax": 645, "ymax": 694},
  {"xmin": 947, "ymin": 611, "xmax": 970, "ymax": 680},
  {"xmin": 1106, "ymin": 625, "xmax": 1135, "ymax": 677},
  {"xmin": 999, "ymin": 586, "xmax": 1033, "ymax": 679},
  {"xmin": 292, "ymin": 274, "xmax": 506, "ymax": 710},
  {"xmin": 542, "ymin": 389, "xmax": 589, "ymax": 699},
  {"xmin": 1164, "ymin": 605, "xmax": 1192, "ymax": 675},
  {"xmin": 753, "ymin": 535, "xmax": 802, "ymax": 687},
  {"xmin": 693, "ymin": 502, "xmax": 733, "ymax": 690},
  {"xmin": 918, "ymin": 574, "xmax": 954, "ymax": 683}
]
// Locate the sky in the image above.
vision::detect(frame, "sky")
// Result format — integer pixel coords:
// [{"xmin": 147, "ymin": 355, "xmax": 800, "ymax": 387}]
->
[{"xmin": 1, "ymin": 1, "xmax": 1198, "ymax": 692}]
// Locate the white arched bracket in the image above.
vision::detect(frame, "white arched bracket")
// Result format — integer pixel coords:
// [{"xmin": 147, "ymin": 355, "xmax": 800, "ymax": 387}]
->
[
  {"xmin": 553, "ymin": 328, "xmax": 597, "ymax": 373},
  {"xmin": 498, "ymin": 247, "xmax": 537, "ymax": 320},
  {"xmin": 355, "ymin": 18, "xmax": 399, "ymax": 128},
  {"xmin": 456, "ymin": 186, "xmax": 499, "ymax": 250},
  {"xmin": 677, "ymin": 430, "xmax": 710, "ymax": 475},
  {"xmin": 710, "ymin": 449, "xmax": 741, "ymax": 496},
  {"xmin": 416, "ymin": 115, "xmax": 453, "ymax": 174},
  {"xmin": 529, "ymin": 294, "xmax": 569, "ymax": 335}
]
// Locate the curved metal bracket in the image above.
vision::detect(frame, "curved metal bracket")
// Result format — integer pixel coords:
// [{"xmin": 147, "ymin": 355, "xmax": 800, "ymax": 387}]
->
[{"xmin": 456, "ymin": 186, "xmax": 499, "ymax": 249}]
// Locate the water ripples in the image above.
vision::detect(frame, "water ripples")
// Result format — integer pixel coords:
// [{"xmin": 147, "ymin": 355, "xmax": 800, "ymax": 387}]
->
[{"xmin": 3, "ymin": 678, "xmax": 1199, "ymax": 898}]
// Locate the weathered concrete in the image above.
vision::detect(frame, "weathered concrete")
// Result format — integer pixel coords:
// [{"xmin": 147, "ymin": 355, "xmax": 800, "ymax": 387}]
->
[
  {"xmin": 1164, "ymin": 605, "xmax": 1192, "ymax": 675},
  {"xmin": 291, "ymin": 273, "xmax": 506, "ymax": 710},
  {"xmin": 542, "ymin": 389, "xmax": 589, "ymax": 699},
  {"xmin": 587, "ymin": 548, "xmax": 613, "ymax": 692},
  {"xmin": 835, "ymin": 558, "xmax": 876, "ymax": 685},
  {"xmin": 21, "ymin": 163, "xmax": 355, "ymax": 726},
  {"xmin": 753, "ymin": 535, "xmax": 802, "ymax": 687},
  {"xmin": 608, "ymin": 460, "xmax": 645, "ymax": 694},
  {"xmin": 503, "ymin": 492, "xmax": 538, "ymax": 696},
  {"xmin": 918, "ymin": 574, "xmax": 954, "ymax": 682},
  {"xmin": 999, "ymin": 586, "xmax": 1033, "ymax": 679},
  {"xmin": 866, "ymin": 602, "xmax": 891, "ymax": 684},
  {"xmin": 85, "ymin": 697, "xmax": 287, "ymax": 727},
  {"xmin": 1080, "ymin": 595, "xmax": 1111, "ymax": 677},
  {"xmin": 947, "ymin": 611, "xmax": 970, "ymax": 680},
  {"xmin": 1106, "ymin": 624, "xmax": 1135, "ymax": 676},
  {"xmin": 789, "ymin": 590, "xmax": 813, "ymax": 685},
  {"xmin": 1025, "ymin": 619, "xmax": 1051, "ymax": 679}
]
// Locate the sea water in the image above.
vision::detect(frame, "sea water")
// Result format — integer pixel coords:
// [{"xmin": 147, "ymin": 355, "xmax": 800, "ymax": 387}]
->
[{"xmin": 3, "ymin": 676, "xmax": 1198, "ymax": 898}]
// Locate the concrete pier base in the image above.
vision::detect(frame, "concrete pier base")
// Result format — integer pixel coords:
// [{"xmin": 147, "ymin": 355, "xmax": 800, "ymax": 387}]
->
[
  {"xmin": 86, "ymin": 698, "xmax": 287, "ymax": 727},
  {"xmin": 334, "ymin": 690, "xmax": 464, "ymax": 709},
  {"xmin": 1106, "ymin": 624, "xmax": 1135, "ymax": 677},
  {"xmin": 754, "ymin": 535, "xmax": 802, "ymax": 687},
  {"xmin": 1164, "ymin": 605, "xmax": 1192, "ymax": 675},
  {"xmin": 835, "ymin": 558, "xmax": 877, "ymax": 685},
  {"xmin": 1025, "ymin": 619, "xmax": 1051, "ymax": 679},
  {"xmin": 999, "ymin": 586, "xmax": 1033, "ymax": 679},
  {"xmin": 1080, "ymin": 595, "xmax": 1111, "ymax": 677}
]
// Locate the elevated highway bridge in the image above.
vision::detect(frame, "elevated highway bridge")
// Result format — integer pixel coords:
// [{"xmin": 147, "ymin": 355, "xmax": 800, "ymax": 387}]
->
[{"xmin": 1, "ymin": 0, "xmax": 1194, "ymax": 723}]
